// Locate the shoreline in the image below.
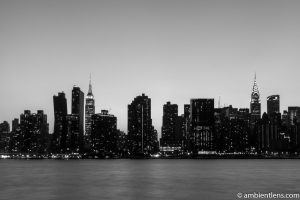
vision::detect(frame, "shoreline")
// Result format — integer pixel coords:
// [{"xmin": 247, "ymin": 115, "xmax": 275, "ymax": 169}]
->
[{"xmin": 1, "ymin": 154, "xmax": 300, "ymax": 160}]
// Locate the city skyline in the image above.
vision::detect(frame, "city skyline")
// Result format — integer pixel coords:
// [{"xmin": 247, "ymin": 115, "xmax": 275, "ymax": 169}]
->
[{"xmin": 1, "ymin": 0, "xmax": 300, "ymax": 135}]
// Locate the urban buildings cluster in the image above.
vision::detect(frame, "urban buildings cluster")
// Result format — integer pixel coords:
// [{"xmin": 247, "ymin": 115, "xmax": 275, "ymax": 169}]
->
[{"xmin": 1, "ymin": 75, "xmax": 300, "ymax": 158}]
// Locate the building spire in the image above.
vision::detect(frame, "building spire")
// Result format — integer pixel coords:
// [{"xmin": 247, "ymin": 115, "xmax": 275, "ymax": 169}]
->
[
  {"xmin": 251, "ymin": 72, "xmax": 260, "ymax": 101},
  {"xmin": 87, "ymin": 73, "xmax": 93, "ymax": 96}
]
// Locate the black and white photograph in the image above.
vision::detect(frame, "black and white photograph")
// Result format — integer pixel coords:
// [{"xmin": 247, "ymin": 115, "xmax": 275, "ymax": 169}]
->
[{"xmin": 1, "ymin": 0, "xmax": 300, "ymax": 199}]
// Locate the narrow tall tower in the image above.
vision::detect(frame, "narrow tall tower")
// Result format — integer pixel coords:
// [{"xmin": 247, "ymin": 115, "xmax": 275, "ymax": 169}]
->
[
  {"xmin": 85, "ymin": 74, "xmax": 95, "ymax": 144},
  {"xmin": 250, "ymin": 73, "xmax": 261, "ymax": 122},
  {"xmin": 71, "ymin": 86, "xmax": 84, "ymax": 152}
]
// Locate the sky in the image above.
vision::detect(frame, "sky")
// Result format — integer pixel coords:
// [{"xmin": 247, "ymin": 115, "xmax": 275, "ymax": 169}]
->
[{"xmin": 1, "ymin": 0, "xmax": 300, "ymax": 136}]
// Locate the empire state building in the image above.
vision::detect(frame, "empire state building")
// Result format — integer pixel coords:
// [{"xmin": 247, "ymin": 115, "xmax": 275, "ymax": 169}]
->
[
  {"xmin": 85, "ymin": 75, "xmax": 95, "ymax": 143},
  {"xmin": 250, "ymin": 73, "xmax": 261, "ymax": 122}
]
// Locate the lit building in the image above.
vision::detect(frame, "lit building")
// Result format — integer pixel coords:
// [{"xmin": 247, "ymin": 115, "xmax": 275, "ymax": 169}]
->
[
  {"xmin": 128, "ymin": 94, "xmax": 159, "ymax": 155},
  {"xmin": 85, "ymin": 76, "xmax": 95, "ymax": 146},
  {"xmin": 161, "ymin": 102, "xmax": 178, "ymax": 146},
  {"xmin": 66, "ymin": 114, "xmax": 81, "ymax": 153},
  {"xmin": 0, "ymin": 121, "xmax": 10, "ymax": 153},
  {"xmin": 214, "ymin": 107, "xmax": 250, "ymax": 153},
  {"xmin": 160, "ymin": 102, "xmax": 184, "ymax": 154},
  {"xmin": 250, "ymin": 73, "xmax": 261, "ymax": 122},
  {"xmin": 190, "ymin": 98, "xmax": 214, "ymax": 153},
  {"xmin": 19, "ymin": 110, "xmax": 49, "ymax": 154},
  {"xmin": 183, "ymin": 104, "xmax": 190, "ymax": 151},
  {"xmin": 91, "ymin": 110, "xmax": 117, "ymax": 155}
]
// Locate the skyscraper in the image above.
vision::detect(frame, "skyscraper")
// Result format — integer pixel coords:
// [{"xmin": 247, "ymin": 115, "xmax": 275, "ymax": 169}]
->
[
  {"xmin": 65, "ymin": 114, "xmax": 80, "ymax": 153},
  {"xmin": 0, "ymin": 121, "xmax": 10, "ymax": 153},
  {"xmin": 85, "ymin": 75, "xmax": 95, "ymax": 145},
  {"xmin": 183, "ymin": 104, "xmax": 191, "ymax": 151},
  {"xmin": 53, "ymin": 92, "xmax": 67, "ymax": 153},
  {"xmin": 190, "ymin": 98, "xmax": 215, "ymax": 153},
  {"xmin": 161, "ymin": 102, "xmax": 178, "ymax": 147},
  {"xmin": 288, "ymin": 107, "xmax": 300, "ymax": 126},
  {"xmin": 267, "ymin": 95, "xmax": 280, "ymax": 116},
  {"xmin": 250, "ymin": 73, "xmax": 261, "ymax": 122},
  {"xmin": 72, "ymin": 86, "xmax": 84, "ymax": 151},
  {"xmin": 20, "ymin": 110, "xmax": 48, "ymax": 154},
  {"xmin": 0, "ymin": 121, "xmax": 10, "ymax": 133},
  {"xmin": 128, "ymin": 93, "xmax": 159, "ymax": 155},
  {"xmin": 160, "ymin": 102, "xmax": 184, "ymax": 154},
  {"xmin": 91, "ymin": 110, "xmax": 117, "ymax": 156},
  {"xmin": 12, "ymin": 118, "xmax": 19, "ymax": 132}
]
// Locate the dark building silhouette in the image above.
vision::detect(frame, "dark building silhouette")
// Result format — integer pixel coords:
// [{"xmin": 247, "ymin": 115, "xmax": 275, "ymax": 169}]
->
[
  {"xmin": 65, "ymin": 114, "xmax": 81, "ymax": 153},
  {"xmin": 161, "ymin": 102, "xmax": 178, "ymax": 145},
  {"xmin": 286, "ymin": 107, "xmax": 300, "ymax": 151},
  {"xmin": 183, "ymin": 104, "xmax": 190, "ymax": 151},
  {"xmin": 85, "ymin": 76, "xmax": 95, "ymax": 147},
  {"xmin": 72, "ymin": 86, "xmax": 84, "ymax": 136},
  {"xmin": 19, "ymin": 110, "xmax": 49, "ymax": 154},
  {"xmin": 189, "ymin": 98, "xmax": 214, "ymax": 153},
  {"xmin": 257, "ymin": 113, "xmax": 280, "ymax": 153},
  {"xmin": 91, "ymin": 110, "xmax": 117, "ymax": 156},
  {"xmin": 267, "ymin": 95, "xmax": 280, "ymax": 116},
  {"xmin": 288, "ymin": 107, "xmax": 300, "ymax": 126},
  {"xmin": 160, "ymin": 102, "xmax": 184, "ymax": 154},
  {"xmin": 12, "ymin": 118, "xmax": 19, "ymax": 132},
  {"xmin": 71, "ymin": 86, "xmax": 84, "ymax": 153},
  {"xmin": 250, "ymin": 74, "xmax": 261, "ymax": 122},
  {"xmin": 128, "ymin": 94, "xmax": 159, "ymax": 155},
  {"xmin": 0, "ymin": 121, "xmax": 10, "ymax": 133},
  {"xmin": 52, "ymin": 92, "xmax": 68, "ymax": 153},
  {"xmin": 9, "ymin": 119, "xmax": 22, "ymax": 154},
  {"xmin": 0, "ymin": 121, "xmax": 10, "ymax": 153},
  {"xmin": 214, "ymin": 107, "xmax": 250, "ymax": 153},
  {"xmin": 238, "ymin": 108, "xmax": 251, "ymax": 122},
  {"xmin": 116, "ymin": 130, "xmax": 129, "ymax": 157}
]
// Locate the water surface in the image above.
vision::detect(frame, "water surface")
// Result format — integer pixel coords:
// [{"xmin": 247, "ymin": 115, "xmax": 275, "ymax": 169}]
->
[{"xmin": 1, "ymin": 159, "xmax": 299, "ymax": 200}]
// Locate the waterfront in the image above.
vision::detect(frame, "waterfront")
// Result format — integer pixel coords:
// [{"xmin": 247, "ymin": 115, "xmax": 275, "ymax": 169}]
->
[{"xmin": 1, "ymin": 159, "xmax": 300, "ymax": 200}]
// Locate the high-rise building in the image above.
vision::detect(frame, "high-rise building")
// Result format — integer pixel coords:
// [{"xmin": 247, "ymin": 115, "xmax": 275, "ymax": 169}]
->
[
  {"xmin": 19, "ymin": 110, "xmax": 49, "ymax": 154},
  {"xmin": 250, "ymin": 73, "xmax": 261, "ymax": 122},
  {"xmin": 0, "ymin": 121, "xmax": 10, "ymax": 133},
  {"xmin": 12, "ymin": 118, "xmax": 19, "ymax": 132},
  {"xmin": 190, "ymin": 98, "xmax": 215, "ymax": 153},
  {"xmin": 128, "ymin": 93, "xmax": 159, "ymax": 155},
  {"xmin": 288, "ymin": 107, "xmax": 300, "ymax": 126},
  {"xmin": 85, "ymin": 76, "xmax": 95, "ymax": 144},
  {"xmin": 0, "ymin": 121, "xmax": 10, "ymax": 153},
  {"xmin": 72, "ymin": 86, "xmax": 84, "ymax": 135},
  {"xmin": 238, "ymin": 108, "xmax": 250, "ymax": 122},
  {"xmin": 65, "ymin": 114, "xmax": 81, "ymax": 153},
  {"xmin": 53, "ymin": 92, "xmax": 68, "ymax": 153},
  {"xmin": 91, "ymin": 110, "xmax": 117, "ymax": 155},
  {"xmin": 183, "ymin": 104, "xmax": 190, "ymax": 151},
  {"xmin": 72, "ymin": 86, "xmax": 84, "ymax": 152},
  {"xmin": 257, "ymin": 113, "xmax": 280, "ymax": 153},
  {"xmin": 267, "ymin": 95, "xmax": 280, "ymax": 116},
  {"xmin": 9, "ymin": 119, "xmax": 22, "ymax": 153},
  {"xmin": 161, "ymin": 102, "xmax": 178, "ymax": 146}
]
